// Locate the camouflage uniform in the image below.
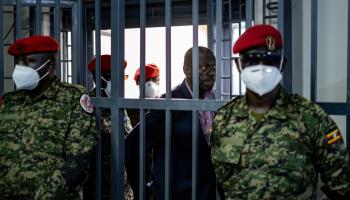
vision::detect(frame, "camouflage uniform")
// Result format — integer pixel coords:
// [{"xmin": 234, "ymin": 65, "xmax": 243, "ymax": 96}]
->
[
  {"xmin": 211, "ymin": 87, "xmax": 350, "ymax": 200},
  {"xmin": 0, "ymin": 78, "xmax": 97, "ymax": 199},
  {"xmin": 83, "ymin": 89, "xmax": 134, "ymax": 200}
]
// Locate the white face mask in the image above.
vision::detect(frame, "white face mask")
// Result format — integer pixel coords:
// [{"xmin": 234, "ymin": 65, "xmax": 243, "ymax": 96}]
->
[
  {"xmin": 12, "ymin": 60, "xmax": 51, "ymax": 90},
  {"xmin": 241, "ymin": 64, "xmax": 282, "ymax": 96},
  {"xmin": 101, "ymin": 76, "xmax": 111, "ymax": 97},
  {"xmin": 145, "ymin": 80, "xmax": 159, "ymax": 98}
]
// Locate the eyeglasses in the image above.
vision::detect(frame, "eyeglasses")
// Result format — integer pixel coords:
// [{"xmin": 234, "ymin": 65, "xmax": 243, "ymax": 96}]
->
[{"xmin": 239, "ymin": 52, "xmax": 282, "ymax": 68}]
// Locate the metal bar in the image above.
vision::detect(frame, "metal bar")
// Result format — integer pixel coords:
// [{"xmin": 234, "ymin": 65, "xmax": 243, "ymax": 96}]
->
[
  {"xmin": 245, "ymin": 0, "xmax": 253, "ymax": 28},
  {"xmin": 207, "ymin": 0, "xmax": 213, "ymax": 50},
  {"xmin": 278, "ymin": 0, "xmax": 293, "ymax": 92},
  {"xmin": 229, "ymin": 0, "xmax": 233, "ymax": 99},
  {"xmin": 347, "ymin": 0, "xmax": 350, "ymax": 154},
  {"xmin": 139, "ymin": 0, "xmax": 146, "ymax": 199},
  {"xmin": 192, "ymin": 0, "xmax": 199, "ymax": 198},
  {"xmin": 0, "ymin": 1, "xmax": 3, "ymax": 95},
  {"xmin": 62, "ymin": 32, "xmax": 67, "ymax": 82},
  {"xmin": 71, "ymin": 1, "xmax": 82, "ymax": 84},
  {"xmin": 54, "ymin": 0, "xmax": 61, "ymax": 79},
  {"xmin": 315, "ymin": 103, "xmax": 350, "ymax": 115},
  {"xmin": 238, "ymin": 1, "xmax": 242, "ymax": 95},
  {"xmin": 4, "ymin": 0, "xmax": 74, "ymax": 7},
  {"xmin": 264, "ymin": 15, "xmax": 278, "ymax": 19},
  {"xmin": 35, "ymin": 0, "xmax": 41, "ymax": 34},
  {"xmin": 16, "ymin": 0, "xmax": 21, "ymax": 39},
  {"xmin": 347, "ymin": 0, "xmax": 350, "ymax": 103},
  {"xmin": 215, "ymin": 0, "xmax": 222, "ymax": 99},
  {"xmin": 165, "ymin": 109, "xmax": 172, "ymax": 200},
  {"xmin": 91, "ymin": 98, "xmax": 227, "ymax": 112},
  {"xmin": 165, "ymin": 0, "xmax": 172, "ymax": 199},
  {"xmin": 310, "ymin": 0, "xmax": 318, "ymax": 102},
  {"xmin": 263, "ymin": 0, "xmax": 266, "ymax": 24},
  {"xmin": 110, "ymin": 0, "xmax": 125, "ymax": 199},
  {"xmin": 94, "ymin": 0, "xmax": 102, "ymax": 199}
]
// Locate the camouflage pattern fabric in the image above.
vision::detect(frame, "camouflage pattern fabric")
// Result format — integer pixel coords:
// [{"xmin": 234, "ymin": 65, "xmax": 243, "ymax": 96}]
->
[
  {"xmin": 211, "ymin": 87, "xmax": 350, "ymax": 200},
  {"xmin": 83, "ymin": 89, "xmax": 134, "ymax": 200},
  {"xmin": 0, "ymin": 78, "xmax": 97, "ymax": 199}
]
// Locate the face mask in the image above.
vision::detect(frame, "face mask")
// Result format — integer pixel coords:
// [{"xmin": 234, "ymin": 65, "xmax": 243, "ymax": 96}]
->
[
  {"xmin": 145, "ymin": 80, "xmax": 159, "ymax": 98},
  {"xmin": 101, "ymin": 76, "xmax": 111, "ymax": 97},
  {"xmin": 12, "ymin": 60, "xmax": 51, "ymax": 90},
  {"xmin": 241, "ymin": 64, "xmax": 282, "ymax": 96}
]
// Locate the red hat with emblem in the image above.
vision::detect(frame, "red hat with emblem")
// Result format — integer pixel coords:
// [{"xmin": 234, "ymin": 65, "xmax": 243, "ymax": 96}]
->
[
  {"xmin": 232, "ymin": 24, "xmax": 283, "ymax": 54},
  {"xmin": 8, "ymin": 35, "xmax": 59, "ymax": 56},
  {"xmin": 134, "ymin": 63, "xmax": 159, "ymax": 82},
  {"xmin": 88, "ymin": 54, "xmax": 127, "ymax": 72}
]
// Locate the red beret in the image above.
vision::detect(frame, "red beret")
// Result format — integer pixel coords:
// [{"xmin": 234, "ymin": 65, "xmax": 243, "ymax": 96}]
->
[
  {"xmin": 233, "ymin": 24, "xmax": 282, "ymax": 54},
  {"xmin": 134, "ymin": 63, "xmax": 159, "ymax": 82},
  {"xmin": 8, "ymin": 35, "xmax": 59, "ymax": 56},
  {"xmin": 88, "ymin": 54, "xmax": 127, "ymax": 72}
]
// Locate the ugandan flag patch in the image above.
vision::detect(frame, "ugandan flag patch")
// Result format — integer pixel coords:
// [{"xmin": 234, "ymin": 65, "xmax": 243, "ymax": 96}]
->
[{"xmin": 326, "ymin": 129, "xmax": 341, "ymax": 145}]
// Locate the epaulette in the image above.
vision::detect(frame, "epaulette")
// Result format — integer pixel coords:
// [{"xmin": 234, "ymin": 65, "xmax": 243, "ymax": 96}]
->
[
  {"xmin": 58, "ymin": 82, "xmax": 93, "ymax": 114},
  {"xmin": 59, "ymin": 81, "xmax": 87, "ymax": 94}
]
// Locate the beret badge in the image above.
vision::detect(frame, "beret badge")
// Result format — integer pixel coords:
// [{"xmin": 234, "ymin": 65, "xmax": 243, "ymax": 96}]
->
[{"xmin": 265, "ymin": 35, "xmax": 276, "ymax": 51}]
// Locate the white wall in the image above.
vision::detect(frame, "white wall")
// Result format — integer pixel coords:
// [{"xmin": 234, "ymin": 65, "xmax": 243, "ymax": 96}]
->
[{"xmin": 317, "ymin": 0, "xmax": 348, "ymax": 103}]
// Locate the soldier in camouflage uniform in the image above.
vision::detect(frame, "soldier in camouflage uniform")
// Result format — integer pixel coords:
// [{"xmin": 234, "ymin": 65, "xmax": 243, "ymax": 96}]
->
[
  {"xmin": 0, "ymin": 36, "xmax": 97, "ymax": 199},
  {"xmin": 211, "ymin": 25, "xmax": 350, "ymax": 200},
  {"xmin": 83, "ymin": 55, "xmax": 134, "ymax": 200}
]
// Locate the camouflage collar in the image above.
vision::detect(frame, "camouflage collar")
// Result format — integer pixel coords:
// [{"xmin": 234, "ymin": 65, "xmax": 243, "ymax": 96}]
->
[
  {"xmin": 263, "ymin": 87, "xmax": 289, "ymax": 120},
  {"xmin": 8, "ymin": 77, "xmax": 60, "ymax": 101},
  {"xmin": 39, "ymin": 77, "xmax": 60, "ymax": 99},
  {"xmin": 233, "ymin": 87, "xmax": 289, "ymax": 120}
]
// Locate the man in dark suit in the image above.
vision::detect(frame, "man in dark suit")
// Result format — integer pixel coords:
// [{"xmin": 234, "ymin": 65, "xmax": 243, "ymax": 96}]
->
[{"xmin": 125, "ymin": 46, "xmax": 216, "ymax": 200}]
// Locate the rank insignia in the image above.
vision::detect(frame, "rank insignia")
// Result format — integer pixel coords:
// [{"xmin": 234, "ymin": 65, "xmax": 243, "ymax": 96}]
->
[{"xmin": 327, "ymin": 129, "xmax": 341, "ymax": 145}]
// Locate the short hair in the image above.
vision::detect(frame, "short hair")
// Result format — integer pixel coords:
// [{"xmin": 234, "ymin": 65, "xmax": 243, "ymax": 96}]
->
[{"xmin": 184, "ymin": 46, "xmax": 215, "ymax": 68}]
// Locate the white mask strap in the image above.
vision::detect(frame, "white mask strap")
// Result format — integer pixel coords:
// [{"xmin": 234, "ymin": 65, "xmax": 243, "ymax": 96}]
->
[
  {"xmin": 36, "ymin": 59, "xmax": 51, "ymax": 72},
  {"xmin": 238, "ymin": 58, "xmax": 244, "ymax": 72},
  {"xmin": 278, "ymin": 49, "xmax": 284, "ymax": 71},
  {"xmin": 100, "ymin": 76, "xmax": 108, "ymax": 83}
]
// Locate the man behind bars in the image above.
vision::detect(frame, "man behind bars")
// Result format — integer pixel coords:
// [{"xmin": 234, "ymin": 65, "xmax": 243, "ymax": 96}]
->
[
  {"xmin": 211, "ymin": 24, "xmax": 350, "ymax": 199},
  {"xmin": 83, "ymin": 54, "xmax": 133, "ymax": 200},
  {"xmin": 125, "ymin": 46, "xmax": 217, "ymax": 200},
  {"xmin": 0, "ymin": 35, "xmax": 97, "ymax": 199}
]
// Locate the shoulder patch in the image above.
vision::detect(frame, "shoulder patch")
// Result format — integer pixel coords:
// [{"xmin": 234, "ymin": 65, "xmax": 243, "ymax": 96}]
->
[
  {"xmin": 327, "ymin": 128, "xmax": 341, "ymax": 145},
  {"xmin": 80, "ymin": 94, "xmax": 94, "ymax": 113}
]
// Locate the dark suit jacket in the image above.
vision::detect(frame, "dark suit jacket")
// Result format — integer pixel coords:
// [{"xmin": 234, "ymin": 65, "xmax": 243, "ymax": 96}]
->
[{"xmin": 125, "ymin": 80, "xmax": 216, "ymax": 200}]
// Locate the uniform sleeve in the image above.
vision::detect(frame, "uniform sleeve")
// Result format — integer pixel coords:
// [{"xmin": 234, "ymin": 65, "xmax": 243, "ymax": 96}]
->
[
  {"xmin": 61, "ymin": 93, "xmax": 98, "ymax": 188},
  {"xmin": 312, "ymin": 110, "xmax": 350, "ymax": 199},
  {"xmin": 35, "ymin": 93, "xmax": 97, "ymax": 199},
  {"xmin": 211, "ymin": 110, "xmax": 228, "ymax": 199}
]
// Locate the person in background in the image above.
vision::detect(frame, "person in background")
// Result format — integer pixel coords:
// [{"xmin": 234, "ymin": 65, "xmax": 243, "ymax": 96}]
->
[
  {"xmin": 128, "ymin": 63, "xmax": 160, "ymax": 127},
  {"xmin": 83, "ymin": 54, "xmax": 133, "ymax": 200},
  {"xmin": 211, "ymin": 24, "xmax": 350, "ymax": 200},
  {"xmin": 125, "ymin": 46, "xmax": 217, "ymax": 200},
  {"xmin": 0, "ymin": 35, "xmax": 97, "ymax": 199}
]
